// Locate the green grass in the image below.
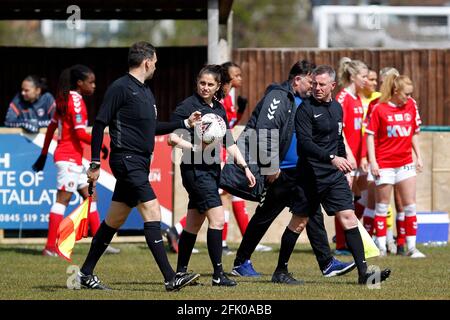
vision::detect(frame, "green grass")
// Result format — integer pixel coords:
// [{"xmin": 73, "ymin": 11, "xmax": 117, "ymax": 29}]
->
[{"xmin": 0, "ymin": 243, "xmax": 449, "ymax": 300}]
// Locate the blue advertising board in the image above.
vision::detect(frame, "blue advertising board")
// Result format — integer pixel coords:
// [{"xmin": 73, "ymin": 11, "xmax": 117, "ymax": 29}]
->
[{"xmin": 0, "ymin": 132, "xmax": 173, "ymax": 230}]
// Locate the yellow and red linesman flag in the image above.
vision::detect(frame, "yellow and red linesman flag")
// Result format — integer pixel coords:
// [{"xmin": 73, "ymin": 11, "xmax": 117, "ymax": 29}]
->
[
  {"xmin": 358, "ymin": 220, "xmax": 380, "ymax": 259},
  {"xmin": 56, "ymin": 196, "xmax": 91, "ymax": 261}
]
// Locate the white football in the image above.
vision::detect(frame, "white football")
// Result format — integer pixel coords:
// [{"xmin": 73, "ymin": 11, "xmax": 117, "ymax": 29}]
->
[{"xmin": 195, "ymin": 113, "xmax": 227, "ymax": 144}]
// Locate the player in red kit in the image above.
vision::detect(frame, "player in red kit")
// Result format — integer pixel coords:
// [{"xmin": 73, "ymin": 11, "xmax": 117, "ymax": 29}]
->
[
  {"xmin": 366, "ymin": 74, "xmax": 425, "ymax": 258},
  {"xmin": 361, "ymin": 67, "xmax": 404, "ymax": 255},
  {"xmin": 32, "ymin": 65, "xmax": 118, "ymax": 256},
  {"xmin": 334, "ymin": 58, "xmax": 368, "ymax": 255}
]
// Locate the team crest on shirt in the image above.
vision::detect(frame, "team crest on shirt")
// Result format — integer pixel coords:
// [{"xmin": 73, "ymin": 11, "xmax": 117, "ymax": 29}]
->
[
  {"xmin": 404, "ymin": 113, "xmax": 412, "ymax": 122},
  {"xmin": 75, "ymin": 114, "xmax": 82, "ymax": 123},
  {"xmin": 37, "ymin": 108, "xmax": 45, "ymax": 117}
]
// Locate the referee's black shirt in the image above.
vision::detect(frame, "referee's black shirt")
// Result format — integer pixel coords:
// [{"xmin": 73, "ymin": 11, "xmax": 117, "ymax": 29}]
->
[
  {"xmin": 295, "ymin": 96, "xmax": 346, "ymax": 179},
  {"xmin": 91, "ymin": 73, "xmax": 184, "ymax": 161},
  {"xmin": 171, "ymin": 93, "xmax": 235, "ymax": 167}
]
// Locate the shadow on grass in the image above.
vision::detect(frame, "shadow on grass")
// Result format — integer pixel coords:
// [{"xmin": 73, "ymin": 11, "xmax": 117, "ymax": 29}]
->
[
  {"xmin": 111, "ymin": 281, "xmax": 161, "ymax": 286},
  {"xmin": 291, "ymin": 247, "xmax": 318, "ymax": 255},
  {"xmin": 0, "ymin": 246, "xmax": 42, "ymax": 256},
  {"xmin": 33, "ymin": 285, "xmax": 68, "ymax": 292}
]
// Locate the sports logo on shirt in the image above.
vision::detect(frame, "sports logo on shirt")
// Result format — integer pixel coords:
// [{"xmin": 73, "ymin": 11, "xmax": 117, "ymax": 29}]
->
[
  {"xmin": 267, "ymin": 98, "xmax": 280, "ymax": 120},
  {"xmin": 394, "ymin": 114, "xmax": 404, "ymax": 121},
  {"xmin": 75, "ymin": 114, "xmax": 82, "ymax": 123},
  {"xmin": 404, "ymin": 113, "xmax": 412, "ymax": 122},
  {"xmin": 387, "ymin": 125, "xmax": 411, "ymax": 137},
  {"xmin": 354, "ymin": 118, "xmax": 362, "ymax": 130},
  {"xmin": 37, "ymin": 108, "xmax": 45, "ymax": 117},
  {"xmin": 71, "ymin": 93, "xmax": 82, "ymax": 113},
  {"xmin": 353, "ymin": 107, "xmax": 363, "ymax": 114}
]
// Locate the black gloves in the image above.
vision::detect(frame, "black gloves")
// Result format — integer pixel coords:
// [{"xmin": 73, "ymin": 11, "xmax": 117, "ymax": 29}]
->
[
  {"xmin": 101, "ymin": 145, "xmax": 109, "ymax": 160},
  {"xmin": 32, "ymin": 154, "xmax": 47, "ymax": 172},
  {"xmin": 237, "ymin": 96, "xmax": 248, "ymax": 114}
]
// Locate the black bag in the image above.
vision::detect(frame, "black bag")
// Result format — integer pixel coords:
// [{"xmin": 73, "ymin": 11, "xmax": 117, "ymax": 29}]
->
[{"xmin": 219, "ymin": 163, "xmax": 265, "ymax": 202}]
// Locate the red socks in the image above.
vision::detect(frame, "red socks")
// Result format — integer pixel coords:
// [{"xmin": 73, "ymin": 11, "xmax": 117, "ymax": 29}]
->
[
  {"xmin": 45, "ymin": 202, "xmax": 66, "ymax": 251},
  {"xmin": 232, "ymin": 199, "xmax": 249, "ymax": 235}
]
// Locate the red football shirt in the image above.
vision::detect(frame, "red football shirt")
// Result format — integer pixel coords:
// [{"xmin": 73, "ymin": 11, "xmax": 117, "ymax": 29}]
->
[
  {"xmin": 222, "ymin": 94, "xmax": 237, "ymax": 129},
  {"xmin": 53, "ymin": 91, "xmax": 88, "ymax": 165},
  {"xmin": 336, "ymin": 88, "xmax": 364, "ymax": 165},
  {"xmin": 360, "ymin": 97, "xmax": 380, "ymax": 158},
  {"xmin": 365, "ymin": 98, "xmax": 421, "ymax": 168}
]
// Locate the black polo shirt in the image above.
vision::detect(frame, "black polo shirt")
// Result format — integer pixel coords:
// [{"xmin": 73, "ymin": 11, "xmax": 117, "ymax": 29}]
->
[
  {"xmin": 94, "ymin": 73, "xmax": 171, "ymax": 158},
  {"xmin": 171, "ymin": 93, "xmax": 235, "ymax": 167}
]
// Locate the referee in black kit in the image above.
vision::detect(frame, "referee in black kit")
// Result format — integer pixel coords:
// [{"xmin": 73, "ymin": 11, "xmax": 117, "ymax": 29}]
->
[
  {"xmin": 77, "ymin": 42, "xmax": 201, "ymax": 291},
  {"xmin": 292, "ymin": 65, "xmax": 391, "ymax": 285}
]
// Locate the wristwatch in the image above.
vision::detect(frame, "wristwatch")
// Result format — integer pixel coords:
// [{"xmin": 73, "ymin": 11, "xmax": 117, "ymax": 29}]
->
[
  {"xmin": 241, "ymin": 164, "xmax": 249, "ymax": 170},
  {"xmin": 89, "ymin": 162, "xmax": 101, "ymax": 170},
  {"xmin": 329, "ymin": 154, "xmax": 336, "ymax": 161}
]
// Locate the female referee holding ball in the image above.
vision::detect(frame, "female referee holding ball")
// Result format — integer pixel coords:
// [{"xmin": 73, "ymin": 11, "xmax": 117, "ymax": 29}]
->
[{"xmin": 168, "ymin": 64, "xmax": 255, "ymax": 287}]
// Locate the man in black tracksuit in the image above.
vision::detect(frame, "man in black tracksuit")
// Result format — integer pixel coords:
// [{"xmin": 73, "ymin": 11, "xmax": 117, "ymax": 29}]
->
[
  {"xmin": 231, "ymin": 61, "xmax": 355, "ymax": 283},
  {"xmin": 292, "ymin": 65, "xmax": 391, "ymax": 284}
]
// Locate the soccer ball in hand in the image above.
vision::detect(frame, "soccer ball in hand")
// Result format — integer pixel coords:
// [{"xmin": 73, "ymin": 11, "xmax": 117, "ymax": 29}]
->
[{"xmin": 195, "ymin": 113, "xmax": 227, "ymax": 145}]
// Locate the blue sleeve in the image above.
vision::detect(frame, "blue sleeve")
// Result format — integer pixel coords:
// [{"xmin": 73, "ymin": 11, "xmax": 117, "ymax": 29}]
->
[
  {"xmin": 38, "ymin": 93, "xmax": 56, "ymax": 127},
  {"xmin": 43, "ymin": 93, "xmax": 56, "ymax": 118},
  {"xmin": 4, "ymin": 94, "xmax": 23, "ymax": 126}
]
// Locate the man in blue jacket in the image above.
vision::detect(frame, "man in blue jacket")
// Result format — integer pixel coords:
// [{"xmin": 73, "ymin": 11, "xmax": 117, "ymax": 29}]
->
[{"xmin": 231, "ymin": 61, "xmax": 356, "ymax": 284}]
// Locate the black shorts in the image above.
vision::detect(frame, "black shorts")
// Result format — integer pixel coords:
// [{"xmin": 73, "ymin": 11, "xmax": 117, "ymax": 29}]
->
[
  {"xmin": 181, "ymin": 165, "xmax": 222, "ymax": 214},
  {"xmin": 292, "ymin": 170, "xmax": 354, "ymax": 217},
  {"xmin": 267, "ymin": 168, "xmax": 309, "ymax": 216},
  {"xmin": 109, "ymin": 153, "xmax": 156, "ymax": 208}
]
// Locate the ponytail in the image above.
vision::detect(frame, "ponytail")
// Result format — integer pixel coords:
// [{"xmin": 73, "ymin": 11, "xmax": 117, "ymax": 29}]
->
[
  {"xmin": 379, "ymin": 74, "xmax": 413, "ymax": 104},
  {"xmin": 197, "ymin": 64, "xmax": 231, "ymax": 101},
  {"xmin": 55, "ymin": 64, "xmax": 93, "ymax": 117},
  {"xmin": 338, "ymin": 57, "xmax": 367, "ymax": 87},
  {"xmin": 55, "ymin": 68, "xmax": 71, "ymax": 117}
]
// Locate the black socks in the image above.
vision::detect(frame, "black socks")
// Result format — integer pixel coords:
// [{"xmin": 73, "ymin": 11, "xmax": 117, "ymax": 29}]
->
[
  {"xmin": 276, "ymin": 227, "xmax": 300, "ymax": 272},
  {"xmin": 344, "ymin": 227, "xmax": 368, "ymax": 277},
  {"xmin": 143, "ymin": 221, "xmax": 176, "ymax": 282},
  {"xmin": 81, "ymin": 221, "xmax": 117, "ymax": 275}
]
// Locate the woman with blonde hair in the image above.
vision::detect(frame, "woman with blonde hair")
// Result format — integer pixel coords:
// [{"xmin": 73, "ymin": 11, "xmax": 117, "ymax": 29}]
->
[
  {"xmin": 334, "ymin": 57, "xmax": 368, "ymax": 254},
  {"xmin": 366, "ymin": 74, "xmax": 425, "ymax": 258}
]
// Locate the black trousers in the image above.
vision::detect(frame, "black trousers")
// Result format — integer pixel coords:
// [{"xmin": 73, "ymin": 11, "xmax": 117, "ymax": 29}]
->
[{"xmin": 235, "ymin": 168, "xmax": 332, "ymax": 271}]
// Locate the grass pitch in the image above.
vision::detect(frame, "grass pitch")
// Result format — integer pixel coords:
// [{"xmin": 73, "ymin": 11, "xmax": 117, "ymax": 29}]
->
[{"xmin": 0, "ymin": 242, "xmax": 449, "ymax": 300}]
